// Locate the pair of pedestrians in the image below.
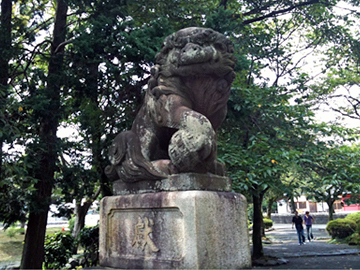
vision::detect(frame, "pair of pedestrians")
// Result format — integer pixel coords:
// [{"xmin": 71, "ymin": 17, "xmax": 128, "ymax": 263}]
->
[{"xmin": 291, "ymin": 211, "xmax": 315, "ymax": 245}]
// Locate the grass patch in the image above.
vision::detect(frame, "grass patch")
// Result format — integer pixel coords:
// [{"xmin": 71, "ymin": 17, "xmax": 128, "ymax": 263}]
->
[
  {"xmin": 327, "ymin": 233, "xmax": 360, "ymax": 246},
  {"xmin": 0, "ymin": 226, "xmax": 65, "ymax": 265},
  {"xmin": 0, "ymin": 227, "xmax": 24, "ymax": 265},
  {"xmin": 328, "ymin": 238, "xmax": 347, "ymax": 244}
]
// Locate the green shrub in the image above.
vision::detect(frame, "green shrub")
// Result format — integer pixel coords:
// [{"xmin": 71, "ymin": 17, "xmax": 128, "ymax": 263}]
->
[
  {"xmin": 263, "ymin": 218, "xmax": 273, "ymax": 229},
  {"xmin": 326, "ymin": 219, "xmax": 357, "ymax": 239},
  {"xmin": 78, "ymin": 225, "xmax": 99, "ymax": 267},
  {"xmin": 44, "ymin": 232, "xmax": 75, "ymax": 269},
  {"xmin": 347, "ymin": 232, "xmax": 360, "ymax": 245},
  {"xmin": 68, "ymin": 216, "xmax": 75, "ymax": 234},
  {"xmin": 345, "ymin": 211, "xmax": 360, "ymax": 222},
  {"xmin": 345, "ymin": 211, "xmax": 360, "ymax": 233},
  {"xmin": 5, "ymin": 226, "xmax": 24, "ymax": 238}
]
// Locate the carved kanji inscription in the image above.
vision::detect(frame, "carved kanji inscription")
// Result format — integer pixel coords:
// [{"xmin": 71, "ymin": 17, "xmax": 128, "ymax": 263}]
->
[{"xmin": 132, "ymin": 217, "xmax": 159, "ymax": 253}]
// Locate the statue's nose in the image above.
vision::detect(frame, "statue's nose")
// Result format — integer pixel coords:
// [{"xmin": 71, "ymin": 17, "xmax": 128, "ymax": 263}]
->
[{"xmin": 182, "ymin": 43, "xmax": 201, "ymax": 53}]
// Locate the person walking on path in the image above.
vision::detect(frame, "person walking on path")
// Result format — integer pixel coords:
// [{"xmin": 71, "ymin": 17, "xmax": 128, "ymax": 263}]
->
[
  {"xmin": 304, "ymin": 211, "xmax": 315, "ymax": 242},
  {"xmin": 292, "ymin": 211, "xmax": 306, "ymax": 245}
]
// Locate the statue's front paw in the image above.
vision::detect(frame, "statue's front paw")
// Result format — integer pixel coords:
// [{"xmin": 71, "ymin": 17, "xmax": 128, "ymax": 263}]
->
[{"xmin": 168, "ymin": 130, "xmax": 215, "ymax": 173}]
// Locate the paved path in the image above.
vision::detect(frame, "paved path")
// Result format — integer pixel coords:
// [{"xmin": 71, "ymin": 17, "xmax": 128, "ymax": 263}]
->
[
  {"xmin": 253, "ymin": 223, "xmax": 360, "ymax": 269},
  {"xmin": 254, "ymin": 254, "xmax": 360, "ymax": 269},
  {"xmin": 266, "ymin": 223, "xmax": 331, "ymax": 241}
]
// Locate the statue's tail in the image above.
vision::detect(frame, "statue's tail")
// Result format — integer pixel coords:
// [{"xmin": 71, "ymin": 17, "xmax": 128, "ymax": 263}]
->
[{"xmin": 105, "ymin": 131, "xmax": 167, "ymax": 182}]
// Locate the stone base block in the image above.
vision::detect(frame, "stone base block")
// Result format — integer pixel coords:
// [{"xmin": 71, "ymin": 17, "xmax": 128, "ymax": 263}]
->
[
  {"xmin": 112, "ymin": 173, "xmax": 232, "ymax": 195},
  {"xmin": 99, "ymin": 191, "xmax": 251, "ymax": 269}
]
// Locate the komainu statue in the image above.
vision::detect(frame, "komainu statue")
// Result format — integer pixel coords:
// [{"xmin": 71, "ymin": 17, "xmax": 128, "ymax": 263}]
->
[{"xmin": 105, "ymin": 27, "xmax": 236, "ymax": 183}]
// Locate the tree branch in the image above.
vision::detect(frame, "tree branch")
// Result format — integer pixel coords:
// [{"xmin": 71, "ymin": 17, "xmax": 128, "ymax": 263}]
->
[
  {"xmin": 91, "ymin": 186, "xmax": 101, "ymax": 202},
  {"xmin": 54, "ymin": 38, "xmax": 75, "ymax": 54},
  {"xmin": 242, "ymin": 0, "xmax": 279, "ymax": 17},
  {"xmin": 234, "ymin": 0, "xmax": 328, "ymax": 26},
  {"xmin": 9, "ymin": 40, "xmax": 52, "ymax": 85}
]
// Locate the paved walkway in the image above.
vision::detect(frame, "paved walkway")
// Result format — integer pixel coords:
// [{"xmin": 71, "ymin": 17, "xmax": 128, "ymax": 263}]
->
[
  {"xmin": 266, "ymin": 223, "xmax": 331, "ymax": 241},
  {"xmin": 253, "ymin": 223, "xmax": 360, "ymax": 269}
]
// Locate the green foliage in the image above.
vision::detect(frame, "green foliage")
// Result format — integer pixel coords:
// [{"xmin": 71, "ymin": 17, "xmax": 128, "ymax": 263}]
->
[
  {"xmin": 347, "ymin": 232, "xmax": 360, "ymax": 245},
  {"xmin": 300, "ymin": 143, "xmax": 360, "ymax": 220},
  {"xmin": 0, "ymin": 156, "xmax": 35, "ymax": 228},
  {"xmin": 77, "ymin": 225, "xmax": 99, "ymax": 267},
  {"xmin": 326, "ymin": 219, "xmax": 357, "ymax": 239},
  {"xmin": 218, "ymin": 84, "xmax": 317, "ymax": 201},
  {"xmin": 5, "ymin": 226, "xmax": 24, "ymax": 238},
  {"xmin": 344, "ymin": 194, "xmax": 360, "ymax": 206},
  {"xmin": 247, "ymin": 204, "xmax": 253, "ymax": 222},
  {"xmin": 263, "ymin": 218, "xmax": 273, "ymax": 229},
  {"xmin": 345, "ymin": 212, "xmax": 360, "ymax": 234},
  {"xmin": 345, "ymin": 211, "xmax": 360, "ymax": 224},
  {"xmin": 44, "ymin": 232, "xmax": 75, "ymax": 269},
  {"xmin": 204, "ymin": 6, "xmax": 237, "ymax": 33},
  {"xmin": 68, "ymin": 216, "xmax": 75, "ymax": 234}
]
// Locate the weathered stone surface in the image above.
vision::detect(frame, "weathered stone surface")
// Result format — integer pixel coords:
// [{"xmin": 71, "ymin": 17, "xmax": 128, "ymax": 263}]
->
[
  {"xmin": 99, "ymin": 191, "xmax": 252, "ymax": 269},
  {"xmin": 105, "ymin": 27, "xmax": 237, "ymax": 186},
  {"xmin": 112, "ymin": 172, "xmax": 232, "ymax": 195}
]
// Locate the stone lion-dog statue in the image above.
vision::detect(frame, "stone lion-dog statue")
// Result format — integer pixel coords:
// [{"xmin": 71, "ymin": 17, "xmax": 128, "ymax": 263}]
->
[{"xmin": 105, "ymin": 27, "xmax": 236, "ymax": 183}]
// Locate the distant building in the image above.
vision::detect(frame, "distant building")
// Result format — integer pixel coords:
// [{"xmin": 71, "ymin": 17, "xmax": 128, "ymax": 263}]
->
[
  {"xmin": 277, "ymin": 195, "xmax": 360, "ymax": 214},
  {"xmin": 341, "ymin": 194, "xmax": 360, "ymax": 212}
]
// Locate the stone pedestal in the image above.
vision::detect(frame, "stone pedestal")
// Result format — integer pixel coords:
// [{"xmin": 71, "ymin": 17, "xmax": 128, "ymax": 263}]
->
[
  {"xmin": 112, "ymin": 173, "xmax": 233, "ymax": 195},
  {"xmin": 99, "ymin": 191, "xmax": 251, "ymax": 269}
]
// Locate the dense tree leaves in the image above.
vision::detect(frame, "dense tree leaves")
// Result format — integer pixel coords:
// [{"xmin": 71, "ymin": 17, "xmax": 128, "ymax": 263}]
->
[
  {"xmin": 298, "ymin": 143, "xmax": 360, "ymax": 220},
  {"xmin": 218, "ymin": 84, "xmax": 318, "ymax": 258},
  {"xmin": 214, "ymin": 0, "xmax": 360, "ymax": 258}
]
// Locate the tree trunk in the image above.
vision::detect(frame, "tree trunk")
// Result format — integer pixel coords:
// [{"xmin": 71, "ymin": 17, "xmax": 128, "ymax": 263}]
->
[
  {"xmin": 0, "ymin": 0, "xmax": 12, "ymax": 178},
  {"xmin": 72, "ymin": 201, "xmax": 92, "ymax": 238},
  {"xmin": 252, "ymin": 191, "xmax": 265, "ymax": 259},
  {"xmin": 327, "ymin": 198, "xmax": 335, "ymax": 221},
  {"xmin": 290, "ymin": 196, "xmax": 296, "ymax": 213},
  {"xmin": 72, "ymin": 201, "xmax": 91, "ymax": 254},
  {"xmin": 20, "ymin": 1, "xmax": 68, "ymax": 268},
  {"xmin": 266, "ymin": 197, "xmax": 276, "ymax": 219},
  {"xmin": 72, "ymin": 187, "xmax": 101, "ymax": 253},
  {"xmin": 21, "ymin": 183, "xmax": 52, "ymax": 269}
]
